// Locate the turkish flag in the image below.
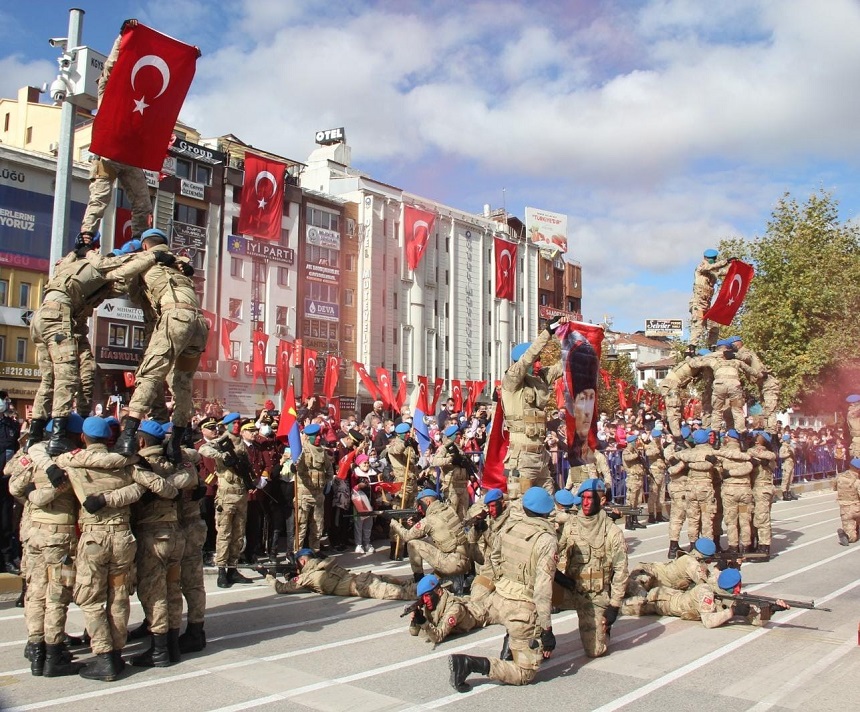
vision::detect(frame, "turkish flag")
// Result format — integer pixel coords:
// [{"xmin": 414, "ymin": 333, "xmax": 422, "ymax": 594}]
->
[
  {"xmin": 123, "ymin": 371, "xmax": 136, "ymax": 388},
  {"xmin": 252, "ymin": 328, "xmax": 269, "ymax": 385},
  {"xmin": 327, "ymin": 398, "xmax": 341, "ymax": 425},
  {"xmin": 114, "ymin": 207, "xmax": 134, "ymax": 250},
  {"xmin": 451, "ymin": 380, "xmax": 463, "ymax": 412},
  {"xmin": 337, "ymin": 448, "xmax": 356, "ymax": 481},
  {"xmin": 274, "ymin": 340, "xmax": 294, "ymax": 396},
  {"xmin": 429, "ymin": 378, "xmax": 445, "ymax": 413},
  {"xmin": 376, "ymin": 368, "xmax": 396, "ymax": 410},
  {"xmin": 354, "ymin": 362, "xmax": 383, "ymax": 401},
  {"xmin": 323, "ymin": 356, "xmax": 342, "ymax": 400},
  {"xmin": 200, "ymin": 309, "xmax": 218, "ymax": 372},
  {"xmin": 600, "ymin": 369, "xmax": 612, "ymax": 389},
  {"xmin": 404, "ymin": 206, "xmax": 436, "ymax": 271},
  {"xmin": 220, "ymin": 318, "xmax": 239, "ymax": 360},
  {"xmin": 465, "ymin": 380, "xmax": 487, "ymax": 416},
  {"xmin": 237, "ymin": 152, "xmax": 287, "ymax": 240},
  {"xmin": 90, "ymin": 23, "xmax": 198, "ymax": 171},
  {"xmin": 494, "ymin": 238, "xmax": 517, "ymax": 300},
  {"xmin": 482, "ymin": 399, "xmax": 509, "ymax": 492},
  {"xmin": 415, "ymin": 375, "xmax": 430, "ymax": 414},
  {"xmin": 703, "ymin": 259, "xmax": 754, "ymax": 326},
  {"xmin": 394, "ymin": 371, "xmax": 408, "ymax": 411},
  {"xmin": 302, "ymin": 348, "xmax": 318, "ymax": 402}
]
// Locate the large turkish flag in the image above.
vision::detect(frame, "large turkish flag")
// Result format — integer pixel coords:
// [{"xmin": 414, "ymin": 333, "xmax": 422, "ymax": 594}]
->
[
  {"xmin": 404, "ymin": 206, "xmax": 435, "ymax": 271},
  {"xmin": 494, "ymin": 238, "xmax": 517, "ymax": 300},
  {"xmin": 703, "ymin": 260, "xmax": 755, "ymax": 326},
  {"xmin": 237, "ymin": 152, "xmax": 287, "ymax": 240}
]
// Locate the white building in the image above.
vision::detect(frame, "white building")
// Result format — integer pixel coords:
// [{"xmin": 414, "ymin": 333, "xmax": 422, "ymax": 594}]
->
[{"xmin": 605, "ymin": 331, "xmax": 674, "ymax": 389}]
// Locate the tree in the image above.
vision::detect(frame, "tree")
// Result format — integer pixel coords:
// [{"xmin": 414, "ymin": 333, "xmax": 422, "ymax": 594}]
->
[
  {"xmin": 598, "ymin": 351, "xmax": 637, "ymax": 416},
  {"xmin": 718, "ymin": 190, "xmax": 860, "ymax": 412}
]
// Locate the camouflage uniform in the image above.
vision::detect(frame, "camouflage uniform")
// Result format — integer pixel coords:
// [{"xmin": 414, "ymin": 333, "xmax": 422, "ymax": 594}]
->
[
  {"xmin": 417, "ymin": 588, "xmax": 484, "ymax": 644},
  {"xmin": 847, "ymin": 402, "xmax": 860, "ymax": 459},
  {"xmin": 621, "ymin": 441, "xmax": 646, "ymax": 509},
  {"xmin": 716, "ymin": 440, "xmax": 754, "ymax": 550},
  {"xmin": 294, "ymin": 438, "xmax": 333, "ymax": 550},
  {"xmin": 834, "ymin": 466, "xmax": 860, "ymax": 542},
  {"xmin": 674, "ymin": 443, "xmax": 719, "ymax": 542},
  {"xmin": 389, "ymin": 500, "xmax": 470, "ymax": 578},
  {"xmin": 643, "ymin": 438, "xmax": 667, "ymax": 520},
  {"xmin": 666, "ymin": 440, "xmax": 689, "ymax": 543},
  {"xmin": 384, "ymin": 435, "xmax": 420, "ymax": 507},
  {"xmin": 55, "ymin": 444, "xmax": 177, "ymax": 656},
  {"xmin": 748, "ymin": 443, "xmax": 776, "ymax": 549},
  {"xmin": 779, "ymin": 439, "xmax": 795, "ymax": 497},
  {"xmin": 501, "ymin": 329, "xmax": 562, "ymax": 497},
  {"xmin": 641, "ymin": 582, "xmax": 771, "ymax": 628},
  {"xmin": 266, "ymin": 557, "xmax": 415, "ymax": 599},
  {"xmin": 465, "ymin": 502, "xmax": 510, "ymax": 606},
  {"xmin": 705, "ymin": 351, "xmax": 758, "ymax": 432},
  {"xmin": 688, "ymin": 257, "xmax": 729, "ymax": 347},
  {"xmin": 626, "ymin": 551, "xmax": 710, "ymax": 597},
  {"xmin": 176, "ymin": 449, "xmax": 207, "ymax": 629},
  {"xmin": 555, "ymin": 509, "xmax": 628, "ymax": 658},
  {"xmin": 659, "ymin": 358, "xmax": 703, "ymax": 437},
  {"xmin": 565, "ymin": 449, "xmax": 612, "ymax": 493},
  {"xmin": 430, "ymin": 438, "xmax": 470, "ymax": 520}
]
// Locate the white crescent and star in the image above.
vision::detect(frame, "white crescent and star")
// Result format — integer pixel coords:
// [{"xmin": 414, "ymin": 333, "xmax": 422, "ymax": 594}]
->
[
  {"xmin": 413, "ymin": 220, "xmax": 430, "ymax": 256},
  {"xmin": 254, "ymin": 171, "xmax": 278, "ymax": 210},
  {"xmin": 122, "ymin": 220, "xmax": 132, "ymax": 240},
  {"xmin": 499, "ymin": 248, "xmax": 512, "ymax": 278},
  {"xmin": 726, "ymin": 274, "xmax": 744, "ymax": 305},
  {"xmin": 130, "ymin": 54, "xmax": 171, "ymax": 114}
]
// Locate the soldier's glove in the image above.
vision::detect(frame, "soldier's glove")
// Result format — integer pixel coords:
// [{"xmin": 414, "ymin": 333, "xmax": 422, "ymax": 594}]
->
[
  {"xmin": 223, "ymin": 453, "xmax": 239, "ymax": 468},
  {"xmin": 83, "ymin": 493, "xmax": 107, "ymax": 514},
  {"xmin": 445, "ymin": 442, "xmax": 458, "ymax": 455},
  {"xmin": 46, "ymin": 464, "xmax": 68, "ymax": 488},
  {"xmin": 154, "ymin": 251, "xmax": 177, "ymax": 267},
  {"xmin": 178, "ymin": 262, "xmax": 195, "ymax": 277},
  {"xmin": 603, "ymin": 605, "xmax": 620, "ymax": 633},
  {"xmin": 255, "ymin": 565, "xmax": 272, "ymax": 577},
  {"xmin": 473, "ymin": 518, "xmax": 488, "ymax": 533},
  {"xmin": 705, "ymin": 455, "xmax": 718, "ymax": 464},
  {"xmin": 412, "ymin": 609, "xmax": 427, "ymax": 626},
  {"xmin": 404, "ymin": 437, "xmax": 418, "ymax": 449},
  {"xmin": 74, "ymin": 245, "xmax": 92, "ymax": 258},
  {"xmin": 540, "ymin": 627, "xmax": 556, "ymax": 652},
  {"xmin": 733, "ymin": 601, "xmax": 751, "ymax": 616},
  {"xmin": 138, "ymin": 490, "xmax": 158, "ymax": 506},
  {"xmin": 23, "ymin": 483, "xmax": 37, "ymax": 497},
  {"xmin": 191, "ymin": 484, "xmax": 207, "ymax": 500},
  {"xmin": 546, "ymin": 317, "xmax": 562, "ymax": 335}
]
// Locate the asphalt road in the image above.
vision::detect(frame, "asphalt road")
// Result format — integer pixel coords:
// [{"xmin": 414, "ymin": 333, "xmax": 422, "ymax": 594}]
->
[{"xmin": 0, "ymin": 489, "xmax": 857, "ymax": 712}]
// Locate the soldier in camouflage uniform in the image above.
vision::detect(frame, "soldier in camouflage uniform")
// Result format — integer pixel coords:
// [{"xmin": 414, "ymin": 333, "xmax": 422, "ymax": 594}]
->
[
  {"xmin": 464, "ymin": 488, "xmax": 510, "ymax": 608},
  {"xmin": 714, "ymin": 429, "xmax": 754, "ymax": 553},
  {"xmin": 665, "ymin": 427, "xmax": 690, "ymax": 558},
  {"xmin": 431, "ymin": 424, "xmax": 471, "ymax": 520},
  {"xmin": 779, "ymin": 434, "xmax": 797, "ymax": 501},
  {"xmin": 409, "ymin": 574, "xmax": 484, "ymax": 643},
  {"xmin": 294, "ymin": 423, "xmax": 333, "ymax": 551},
  {"xmin": 748, "ymin": 431, "xmax": 777, "ymax": 560},
  {"xmin": 384, "ymin": 421, "xmax": 421, "ymax": 508},
  {"xmin": 621, "ymin": 435, "xmax": 647, "ymax": 530},
  {"xmin": 449, "ymin": 487, "xmax": 557, "ymax": 691},
  {"xmin": 55, "ymin": 417, "xmax": 178, "ymax": 681},
  {"xmin": 835, "ymin": 457, "xmax": 860, "ymax": 546},
  {"xmin": 565, "ymin": 446, "xmax": 612, "ymax": 493},
  {"xmin": 688, "ymin": 249, "xmax": 730, "ymax": 347},
  {"xmin": 389, "ymin": 490, "xmax": 470, "ymax": 582},
  {"xmin": 644, "ymin": 429, "xmax": 668, "ymax": 524},
  {"xmin": 704, "ymin": 341, "xmax": 759, "ymax": 433},
  {"xmin": 672, "ymin": 429, "xmax": 720, "ymax": 544}
]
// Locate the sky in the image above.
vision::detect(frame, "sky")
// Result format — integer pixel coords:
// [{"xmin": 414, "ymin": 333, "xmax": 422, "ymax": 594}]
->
[{"xmin": 3, "ymin": 0, "xmax": 860, "ymax": 333}]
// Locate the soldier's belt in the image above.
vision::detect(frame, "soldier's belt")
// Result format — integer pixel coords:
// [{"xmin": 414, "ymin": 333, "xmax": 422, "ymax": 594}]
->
[
  {"xmin": 473, "ymin": 575, "xmax": 495, "ymax": 592},
  {"xmin": 42, "ymin": 300, "xmax": 71, "ymax": 310},
  {"xmin": 511, "ymin": 444, "xmax": 545, "ymax": 454},
  {"xmin": 160, "ymin": 302, "xmax": 201, "ymax": 313},
  {"xmin": 31, "ymin": 522, "xmax": 76, "ymax": 534},
  {"xmin": 82, "ymin": 523, "xmax": 131, "ymax": 531}
]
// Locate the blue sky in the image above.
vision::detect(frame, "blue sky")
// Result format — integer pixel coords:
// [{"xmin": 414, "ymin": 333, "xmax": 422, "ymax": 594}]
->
[{"xmin": 4, "ymin": 0, "xmax": 860, "ymax": 332}]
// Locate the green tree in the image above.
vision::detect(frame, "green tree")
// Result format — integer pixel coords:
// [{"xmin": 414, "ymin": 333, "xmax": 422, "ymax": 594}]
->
[
  {"xmin": 718, "ymin": 190, "xmax": 860, "ymax": 412},
  {"xmin": 598, "ymin": 351, "xmax": 637, "ymax": 416}
]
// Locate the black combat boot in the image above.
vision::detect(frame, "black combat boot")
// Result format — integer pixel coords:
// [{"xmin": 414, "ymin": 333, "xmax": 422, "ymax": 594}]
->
[
  {"xmin": 217, "ymin": 567, "xmax": 232, "ymax": 588},
  {"xmin": 16, "ymin": 580, "xmax": 26, "ymax": 607},
  {"xmin": 130, "ymin": 633, "xmax": 170, "ymax": 668},
  {"xmin": 25, "ymin": 418, "xmax": 48, "ymax": 453},
  {"xmin": 79, "ymin": 651, "xmax": 120, "ymax": 681},
  {"xmin": 30, "ymin": 641, "xmax": 45, "ymax": 676},
  {"xmin": 64, "ymin": 631, "xmax": 87, "ymax": 648},
  {"xmin": 625, "ymin": 516, "xmax": 635, "ymax": 531},
  {"xmin": 166, "ymin": 628, "xmax": 181, "ymax": 663},
  {"xmin": 46, "ymin": 417, "xmax": 74, "ymax": 456},
  {"xmin": 44, "ymin": 644, "xmax": 84, "ymax": 677},
  {"xmin": 178, "ymin": 622, "xmax": 206, "ymax": 653},
  {"xmin": 667, "ymin": 540, "xmax": 679, "ymax": 559},
  {"xmin": 167, "ymin": 426, "xmax": 186, "ymax": 464},
  {"xmin": 655, "ymin": 513, "xmax": 666, "ymax": 522},
  {"xmin": 448, "ymin": 654, "xmax": 490, "ymax": 692},
  {"xmin": 24, "ymin": 641, "xmax": 36, "ymax": 661},
  {"xmin": 114, "ymin": 416, "xmax": 141, "ymax": 456},
  {"xmin": 112, "ymin": 650, "xmax": 126, "ymax": 672},
  {"xmin": 634, "ymin": 517, "xmax": 648, "ymax": 529},
  {"xmin": 499, "ymin": 634, "xmax": 513, "ymax": 661},
  {"xmin": 757, "ymin": 544, "xmax": 770, "ymax": 562},
  {"xmin": 837, "ymin": 528, "xmax": 850, "ymax": 546},
  {"xmin": 648, "ymin": 514, "xmax": 656, "ymax": 524},
  {"xmin": 229, "ymin": 568, "xmax": 254, "ymax": 584},
  {"xmin": 127, "ymin": 618, "xmax": 151, "ymax": 641}
]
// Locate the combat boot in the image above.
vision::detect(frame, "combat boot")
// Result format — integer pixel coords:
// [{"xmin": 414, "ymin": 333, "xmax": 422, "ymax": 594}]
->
[
  {"xmin": 228, "ymin": 568, "xmax": 254, "ymax": 584},
  {"xmin": 46, "ymin": 417, "xmax": 74, "ymax": 456},
  {"xmin": 16, "ymin": 580, "xmax": 26, "ymax": 607},
  {"xmin": 634, "ymin": 517, "xmax": 648, "ymax": 529},
  {"xmin": 30, "ymin": 641, "xmax": 45, "ymax": 676},
  {"xmin": 112, "ymin": 650, "xmax": 126, "ymax": 673},
  {"xmin": 24, "ymin": 641, "xmax": 36, "ymax": 661},
  {"xmin": 114, "ymin": 416, "xmax": 141, "ymax": 456},
  {"xmin": 837, "ymin": 528, "xmax": 850, "ymax": 546},
  {"xmin": 167, "ymin": 628, "xmax": 181, "ymax": 663},
  {"xmin": 624, "ymin": 516, "xmax": 635, "ymax": 531},
  {"xmin": 25, "ymin": 418, "xmax": 47, "ymax": 453},
  {"xmin": 167, "ymin": 426, "xmax": 185, "ymax": 464},
  {"xmin": 130, "ymin": 633, "xmax": 170, "ymax": 668},
  {"xmin": 499, "ymin": 634, "xmax": 513, "ymax": 661},
  {"xmin": 217, "ymin": 567, "xmax": 232, "ymax": 588},
  {"xmin": 648, "ymin": 514, "xmax": 656, "ymax": 524},
  {"xmin": 178, "ymin": 622, "xmax": 206, "ymax": 653},
  {"xmin": 127, "ymin": 618, "xmax": 150, "ymax": 641},
  {"xmin": 64, "ymin": 631, "xmax": 87, "ymax": 648},
  {"xmin": 667, "ymin": 540, "xmax": 679, "ymax": 559},
  {"xmin": 79, "ymin": 652, "xmax": 120, "ymax": 681},
  {"xmin": 757, "ymin": 544, "xmax": 770, "ymax": 562},
  {"xmin": 44, "ymin": 644, "xmax": 83, "ymax": 677},
  {"xmin": 448, "ymin": 654, "xmax": 490, "ymax": 692},
  {"xmin": 782, "ymin": 491, "xmax": 791, "ymax": 501}
]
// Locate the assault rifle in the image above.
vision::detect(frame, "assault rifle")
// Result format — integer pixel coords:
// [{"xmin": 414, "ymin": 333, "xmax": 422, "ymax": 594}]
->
[
  {"xmin": 356, "ymin": 508, "xmax": 420, "ymax": 519},
  {"xmin": 463, "ymin": 510, "xmax": 489, "ymax": 530},
  {"xmin": 213, "ymin": 436, "xmax": 256, "ymax": 492},
  {"xmin": 553, "ymin": 569, "xmax": 577, "ymax": 591},
  {"xmin": 400, "ymin": 600, "xmax": 423, "ymax": 618},
  {"xmin": 711, "ymin": 551, "xmax": 769, "ymax": 570},
  {"xmin": 607, "ymin": 505, "xmax": 643, "ymax": 516},
  {"xmin": 256, "ymin": 562, "xmax": 299, "ymax": 579},
  {"xmin": 714, "ymin": 592, "xmax": 830, "ymax": 612}
]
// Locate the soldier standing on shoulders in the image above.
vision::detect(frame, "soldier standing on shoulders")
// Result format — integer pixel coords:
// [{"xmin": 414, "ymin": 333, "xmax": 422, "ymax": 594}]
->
[{"xmin": 688, "ymin": 249, "xmax": 730, "ymax": 348}]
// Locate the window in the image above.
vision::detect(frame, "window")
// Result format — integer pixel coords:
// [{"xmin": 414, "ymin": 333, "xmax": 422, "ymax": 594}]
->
[
  {"xmin": 540, "ymin": 293, "xmax": 548, "ymax": 306},
  {"xmin": 0, "ymin": 335, "xmax": 5, "ymax": 360},
  {"xmin": 233, "ymin": 185, "xmax": 242, "ymax": 204},
  {"xmin": 252, "ymin": 260, "xmax": 267, "ymax": 282},
  {"xmin": 306, "ymin": 206, "xmax": 340, "ymax": 232},
  {"xmin": 176, "ymin": 158, "xmax": 192, "ymax": 179},
  {"xmin": 230, "ymin": 257, "xmax": 244, "ymax": 278},
  {"xmin": 109, "ymin": 324, "xmax": 128, "ymax": 347},
  {"xmin": 306, "ymin": 244, "xmax": 339, "ymax": 268},
  {"xmin": 3, "ymin": 113, "xmax": 9, "ymax": 131},
  {"xmin": 277, "ymin": 267, "xmax": 290, "ymax": 287},
  {"xmin": 0, "ymin": 279, "xmax": 7, "ymax": 306},
  {"xmin": 16, "ymin": 338, "xmax": 27, "ymax": 362},
  {"xmin": 18, "ymin": 282, "xmax": 30, "ymax": 308},
  {"xmin": 230, "ymin": 341, "xmax": 241, "ymax": 360},
  {"xmin": 382, "ymin": 328, "xmax": 386, "ymax": 344},
  {"xmin": 393, "ymin": 328, "xmax": 398, "ymax": 345},
  {"xmin": 195, "ymin": 164, "xmax": 212, "ymax": 185},
  {"xmin": 280, "ymin": 227, "xmax": 290, "ymax": 247},
  {"xmin": 231, "ymin": 217, "xmax": 240, "ymax": 235},
  {"xmin": 25, "ymin": 126, "xmax": 32, "ymax": 144},
  {"xmin": 228, "ymin": 298, "xmax": 243, "ymax": 319},
  {"xmin": 344, "ymin": 289, "xmax": 354, "ymax": 307},
  {"xmin": 307, "ymin": 281, "xmax": 337, "ymax": 303},
  {"xmin": 393, "ymin": 293, "xmax": 398, "ymax": 310},
  {"xmin": 382, "ymin": 291, "xmax": 386, "ymax": 308},
  {"xmin": 344, "ymin": 325, "xmax": 354, "ymax": 342},
  {"xmin": 345, "ymin": 254, "xmax": 356, "ymax": 271},
  {"xmin": 132, "ymin": 326, "xmax": 146, "ymax": 349},
  {"xmin": 276, "ymin": 306, "xmax": 289, "ymax": 327},
  {"xmin": 174, "ymin": 203, "xmax": 205, "ymax": 226}
]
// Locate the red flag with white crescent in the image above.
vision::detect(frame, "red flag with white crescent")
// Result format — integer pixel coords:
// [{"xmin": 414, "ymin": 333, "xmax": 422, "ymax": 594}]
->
[
  {"xmin": 375, "ymin": 367, "xmax": 396, "ymax": 410},
  {"xmin": 220, "ymin": 318, "xmax": 239, "ymax": 360},
  {"xmin": 415, "ymin": 375, "xmax": 429, "ymax": 414},
  {"xmin": 430, "ymin": 378, "xmax": 445, "ymax": 413},
  {"xmin": 394, "ymin": 371, "xmax": 408, "ymax": 411},
  {"xmin": 274, "ymin": 339, "xmax": 294, "ymax": 396},
  {"xmin": 327, "ymin": 397, "xmax": 341, "ymax": 425},
  {"xmin": 323, "ymin": 356, "xmax": 342, "ymax": 400},
  {"xmin": 600, "ymin": 369, "xmax": 612, "ymax": 389},
  {"xmin": 114, "ymin": 207, "xmax": 134, "ymax": 250},
  {"xmin": 703, "ymin": 259, "xmax": 755, "ymax": 326},
  {"xmin": 494, "ymin": 237, "xmax": 517, "ymax": 300},
  {"xmin": 90, "ymin": 23, "xmax": 198, "ymax": 170},
  {"xmin": 337, "ymin": 448, "xmax": 356, "ymax": 481},
  {"xmin": 482, "ymin": 399, "xmax": 509, "ymax": 492},
  {"xmin": 237, "ymin": 152, "xmax": 287, "ymax": 240},
  {"xmin": 451, "ymin": 380, "xmax": 463, "ymax": 411},
  {"xmin": 252, "ymin": 328, "xmax": 269, "ymax": 385},
  {"xmin": 465, "ymin": 380, "xmax": 487, "ymax": 416},
  {"xmin": 353, "ymin": 362, "xmax": 383, "ymax": 401},
  {"xmin": 302, "ymin": 348, "xmax": 318, "ymax": 402},
  {"xmin": 404, "ymin": 206, "xmax": 436, "ymax": 271}
]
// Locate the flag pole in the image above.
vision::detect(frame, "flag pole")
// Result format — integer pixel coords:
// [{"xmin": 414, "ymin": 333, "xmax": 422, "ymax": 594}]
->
[{"xmin": 393, "ymin": 445, "xmax": 413, "ymax": 560}]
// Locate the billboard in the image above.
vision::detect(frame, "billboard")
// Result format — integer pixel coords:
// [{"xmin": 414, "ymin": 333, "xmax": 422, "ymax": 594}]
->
[
  {"xmin": 0, "ymin": 183, "xmax": 86, "ymax": 261},
  {"xmin": 645, "ymin": 319, "xmax": 683, "ymax": 338},
  {"xmin": 524, "ymin": 207, "xmax": 567, "ymax": 254}
]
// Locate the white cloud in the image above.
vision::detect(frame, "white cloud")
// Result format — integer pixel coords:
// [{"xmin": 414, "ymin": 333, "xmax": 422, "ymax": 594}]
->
[{"xmin": 0, "ymin": 56, "xmax": 54, "ymax": 100}]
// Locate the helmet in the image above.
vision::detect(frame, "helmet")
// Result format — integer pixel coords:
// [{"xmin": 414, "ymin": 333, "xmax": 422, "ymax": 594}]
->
[
  {"xmin": 416, "ymin": 574, "xmax": 440, "ymax": 597},
  {"xmin": 521, "ymin": 487, "xmax": 554, "ymax": 515}
]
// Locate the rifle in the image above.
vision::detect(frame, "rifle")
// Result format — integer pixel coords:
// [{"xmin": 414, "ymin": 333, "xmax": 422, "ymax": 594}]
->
[
  {"xmin": 400, "ymin": 600, "xmax": 422, "ymax": 618},
  {"xmin": 213, "ymin": 437, "xmax": 255, "ymax": 492},
  {"xmin": 463, "ymin": 510, "xmax": 489, "ymax": 529},
  {"xmin": 711, "ymin": 551, "xmax": 769, "ymax": 570},
  {"xmin": 715, "ymin": 592, "xmax": 830, "ymax": 612},
  {"xmin": 256, "ymin": 562, "xmax": 299, "ymax": 579},
  {"xmin": 608, "ymin": 505, "xmax": 643, "ymax": 516},
  {"xmin": 356, "ymin": 508, "xmax": 419, "ymax": 519},
  {"xmin": 553, "ymin": 569, "xmax": 577, "ymax": 591}
]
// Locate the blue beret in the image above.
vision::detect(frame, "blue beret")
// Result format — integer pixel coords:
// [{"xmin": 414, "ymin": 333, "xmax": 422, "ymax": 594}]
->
[
  {"xmin": 757, "ymin": 431, "xmax": 772, "ymax": 443},
  {"xmin": 522, "ymin": 487, "xmax": 554, "ymax": 515},
  {"xmin": 703, "ymin": 248, "xmax": 719, "ymax": 258},
  {"xmin": 295, "ymin": 548, "xmax": 315, "ymax": 559},
  {"xmin": 715, "ymin": 338, "xmax": 731, "ymax": 348},
  {"xmin": 304, "ymin": 423, "xmax": 321, "ymax": 436},
  {"xmin": 160, "ymin": 421, "xmax": 174, "ymax": 433},
  {"xmin": 651, "ymin": 428, "xmax": 662, "ymax": 438},
  {"xmin": 484, "ymin": 488, "xmax": 504, "ymax": 504},
  {"xmin": 576, "ymin": 478, "xmax": 606, "ymax": 496},
  {"xmin": 221, "ymin": 412, "xmax": 241, "ymax": 425},
  {"xmin": 626, "ymin": 434, "xmax": 638, "ymax": 443},
  {"xmin": 443, "ymin": 424, "xmax": 460, "ymax": 438},
  {"xmin": 511, "ymin": 342, "xmax": 531, "ymax": 362},
  {"xmin": 694, "ymin": 538, "xmax": 716, "ymax": 557},
  {"xmin": 66, "ymin": 413, "xmax": 85, "ymax": 434},
  {"xmin": 416, "ymin": 574, "xmax": 440, "ymax": 597},
  {"xmin": 83, "ymin": 416, "xmax": 111, "ymax": 439},
  {"xmin": 748, "ymin": 403, "xmax": 763, "ymax": 416},
  {"xmin": 718, "ymin": 568, "xmax": 742, "ymax": 591},
  {"xmin": 846, "ymin": 394, "xmax": 860, "ymax": 404},
  {"xmin": 554, "ymin": 489, "xmax": 576, "ymax": 507},
  {"xmin": 850, "ymin": 457, "xmax": 860, "ymax": 469},
  {"xmin": 395, "ymin": 422, "xmax": 411, "ymax": 434},
  {"xmin": 728, "ymin": 336, "xmax": 742, "ymax": 344},
  {"xmin": 141, "ymin": 228, "xmax": 168, "ymax": 244},
  {"xmin": 139, "ymin": 420, "xmax": 166, "ymax": 441},
  {"xmin": 417, "ymin": 489, "xmax": 439, "ymax": 501},
  {"xmin": 692, "ymin": 429, "xmax": 710, "ymax": 444},
  {"xmin": 725, "ymin": 429, "xmax": 740, "ymax": 440},
  {"xmin": 680, "ymin": 426, "xmax": 692, "ymax": 438},
  {"xmin": 696, "ymin": 349, "xmax": 712, "ymax": 356},
  {"xmin": 118, "ymin": 238, "xmax": 142, "ymax": 255},
  {"xmin": 571, "ymin": 495, "xmax": 582, "ymax": 506},
  {"xmin": 782, "ymin": 433, "xmax": 791, "ymax": 442},
  {"xmin": 104, "ymin": 416, "xmax": 120, "ymax": 426}
]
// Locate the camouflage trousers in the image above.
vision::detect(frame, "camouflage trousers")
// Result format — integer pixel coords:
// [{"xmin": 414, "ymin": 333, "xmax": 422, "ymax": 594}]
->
[
  {"xmin": 838, "ymin": 503, "xmax": 860, "ymax": 542},
  {"xmin": 81, "ymin": 158, "xmax": 151, "ymax": 236},
  {"xmin": 664, "ymin": 391, "xmax": 682, "ymax": 437},
  {"xmin": 405, "ymin": 540, "xmax": 470, "ymax": 577},
  {"xmin": 752, "ymin": 485, "xmax": 774, "ymax": 546},
  {"xmin": 553, "ymin": 585, "xmax": 610, "ymax": 658},
  {"xmin": 128, "ymin": 310, "xmax": 209, "ymax": 427},
  {"xmin": 31, "ymin": 303, "xmax": 78, "ymax": 418},
  {"xmin": 625, "ymin": 474, "xmax": 644, "ymax": 508},
  {"xmin": 334, "ymin": 572, "xmax": 416, "ymax": 600},
  {"xmin": 721, "ymin": 483, "xmax": 753, "ymax": 548},
  {"xmin": 442, "ymin": 481, "xmax": 469, "ymax": 521},
  {"xmin": 505, "ymin": 447, "xmax": 554, "ymax": 500},
  {"xmin": 215, "ymin": 492, "xmax": 248, "ymax": 568},
  {"xmin": 73, "ymin": 527, "xmax": 136, "ymax": 655},
  {"xmin": 180, "ymin": 519, "xmax": 207, "ymax": 624},
  {"xmin": 479, "ymin": 591, "xmax": 544, "ymax": 685},
  {"xmin": 135, "ymin": 524, "xmax": 184, "ymax": 634},
  {"xmin": 647, "ymin": 471, "xmax": 666, "ymax": 517},
  {"xmin": 781, "ymin": 459, "xmax": 795, "ymax": 492},
  {"xmin": 24, "ymin": 524, "xmax": 77, "ymax": 645},
  {"xmin": 712, "ymin": 379, "xmax": 745, "ymax": 432},
  {"xmin": 297, "ymin": 490, "xmax": 325, "ymax": 551},
  {"xmin": 32, "ymin": 331, "xmax": 94, "ymax": 421},
  {"xmin": 686, "ymin": 478, "xmax": 716, "ymax": 542}
]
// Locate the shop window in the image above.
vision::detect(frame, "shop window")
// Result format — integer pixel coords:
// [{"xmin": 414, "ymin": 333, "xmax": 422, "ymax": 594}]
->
[
  {"xmin": 109, "ymin": 323, "xmax": 128, "ymax": 347},
  {"xmin": 132, "ymin": 326, "xmax": 146, "ymax": 349}
]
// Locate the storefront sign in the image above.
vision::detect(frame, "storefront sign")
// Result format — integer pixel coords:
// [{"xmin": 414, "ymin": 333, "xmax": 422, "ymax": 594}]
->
[{"xmin": 304, "ymin": 298, "xmax": 339, "ymax": 322}]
